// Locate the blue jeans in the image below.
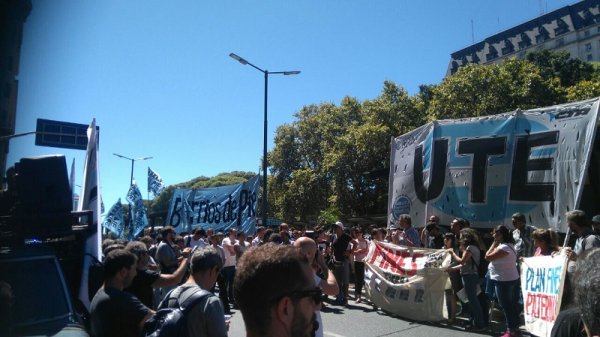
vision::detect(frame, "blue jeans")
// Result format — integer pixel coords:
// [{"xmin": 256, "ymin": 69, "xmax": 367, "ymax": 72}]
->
[
  {"xmin": 494, "ymin": 278, "xmax": 520, "ymax": 330},
  {"xmin": 462, "ymin": 273, "xmax": 485, "ymax": 328}
]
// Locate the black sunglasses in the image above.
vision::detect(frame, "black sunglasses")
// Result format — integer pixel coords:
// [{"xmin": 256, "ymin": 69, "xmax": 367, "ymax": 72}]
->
[{"xmin": 281, "ymin": 287, "xmax": 323, "ymax": 305}]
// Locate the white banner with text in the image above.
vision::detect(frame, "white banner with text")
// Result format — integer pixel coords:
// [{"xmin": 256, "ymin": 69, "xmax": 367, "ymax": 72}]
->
[
  {"xmin": 364, "ymin": 240, "xmax": 451, "ymax": 321},
  {"xmin": 520, "ymin": 253, "xmax": 568, "ymax": 337}
]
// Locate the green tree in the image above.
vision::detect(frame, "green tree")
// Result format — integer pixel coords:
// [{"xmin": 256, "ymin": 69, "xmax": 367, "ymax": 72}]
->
[
  {"xmin": 269, "ymin": 81, "xmax": 420, "ymax": 223},
  {"xmin": 525, "ymin": 50, "xmax": 595, "ymax": 87},
  {"xmin": 566, "ymin": 80, "xmax": 600, "ymax": 101},
  {"xmin": 427, "ymin": 59, "xmax": 560, "ymax": 120}
]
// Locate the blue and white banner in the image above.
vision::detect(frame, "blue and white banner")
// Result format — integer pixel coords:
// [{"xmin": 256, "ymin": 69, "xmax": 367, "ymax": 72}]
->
[
  {"xmin": 166, "ymin": 175, "xmax": 260, "ymax": 234},
  {"xmin": 127, "ymin": 182, "xmax": 148, "ymax": 238},
  {"xmin": 148, "ymin": 167, "xmax": 164, "ymax": 196},
  {"xmin": 127, "ymin": 180, "xmax": 143, "ymax": 205},
  {"xmin": 388, "ymin": 98, "xmax": 600, "ymax": 232},
  {"xmin": 103, "ymin": 199, "xmax": 125, "ymax": 238}
]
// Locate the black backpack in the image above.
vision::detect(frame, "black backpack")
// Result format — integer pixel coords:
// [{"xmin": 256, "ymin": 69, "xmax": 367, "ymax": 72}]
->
[
  {"xmin": 142, "ymin": 286, "xmax": 211, "ymax": 337},
  {"xmin": 471, "ymin": 246, "xmax": 489, "ymax": 278}
]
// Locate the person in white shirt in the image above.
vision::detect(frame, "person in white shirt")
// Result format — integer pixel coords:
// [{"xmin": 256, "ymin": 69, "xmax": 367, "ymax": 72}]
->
[
  {"xmin": 251, "ymin": 226, "xmax": 265, "ymax": 247},
  {"xmin": 221, "ymin": 228, "xmax": 238, "ymax": 308},
  {"xmin": 485, "ymin": 225, "xmax": 520, "ymax": 337},
  {"xmin": 184, "ymin": 227, "xmax": 208, "ymax": 249},
  {"xmin": 234, "ymin": 231, "xmax": 251, "ymax": 259}
]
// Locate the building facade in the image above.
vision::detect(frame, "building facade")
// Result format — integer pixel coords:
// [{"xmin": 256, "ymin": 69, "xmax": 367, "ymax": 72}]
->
[
  {"xmin": 0, "ymin": 0, "xmax": 32, "ymax": 182},
  {"xmin": 448, "ymin": 0, "xmax": 600, "ymax": 75}
]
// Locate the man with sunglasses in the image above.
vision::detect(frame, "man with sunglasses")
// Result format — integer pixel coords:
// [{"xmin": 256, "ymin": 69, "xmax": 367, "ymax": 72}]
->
[
  {"xmin": 160, "ymin": 246, "xmax": 228, "ymax": 337},
  {"xmin": 234, "ymin": 244, "xmax": 320, "ymax": 337}
]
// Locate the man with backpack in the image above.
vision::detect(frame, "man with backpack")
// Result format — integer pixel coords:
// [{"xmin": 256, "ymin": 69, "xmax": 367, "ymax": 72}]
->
[
  {"xmin": 185, "ymin": 227, "xmax": 208, "ymax": 249},
  {"xmin": 157, "ymin": 246, "xmax": 228, "ymax": 337}
]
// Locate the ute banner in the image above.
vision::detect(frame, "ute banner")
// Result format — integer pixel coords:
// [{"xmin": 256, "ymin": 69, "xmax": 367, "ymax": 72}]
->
[
  {"xmin": 364, "ymin": 240, "xmax": 451, "ymax": 321},
  {"xmin": 520, "ymin": 252, "xmax": 568, "ymax": 337},
  {"xmin": 388, "ymin": 98, "xmax": 600, "ymax": 232},
  {"xmin": 166, "ymin": 175, "xmax": 260, "ymax": 234}
]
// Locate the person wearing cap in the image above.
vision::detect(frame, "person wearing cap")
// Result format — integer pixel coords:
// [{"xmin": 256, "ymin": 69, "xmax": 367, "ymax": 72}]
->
[
  {"xmin": 331, "ymin": 221, "xmax": 352, "ymax": 305},
  {"xmin": 511, "ymin": 212, "xmax": 536, "ymax": 259},
  {"xmin": 592, "ymin": 215, "xmax": 600, "ymax": 235}
]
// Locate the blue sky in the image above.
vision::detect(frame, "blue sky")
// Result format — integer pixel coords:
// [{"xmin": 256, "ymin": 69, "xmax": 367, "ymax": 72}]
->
[{"xmin": 8, "ymin": 0, "xmax": 575, "ymax": 212}]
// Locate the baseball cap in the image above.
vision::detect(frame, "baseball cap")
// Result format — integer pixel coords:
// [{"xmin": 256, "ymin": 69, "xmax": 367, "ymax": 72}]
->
[{"xmin": 334, "ymin": 221, "xmax": 344, "ymax": 230}]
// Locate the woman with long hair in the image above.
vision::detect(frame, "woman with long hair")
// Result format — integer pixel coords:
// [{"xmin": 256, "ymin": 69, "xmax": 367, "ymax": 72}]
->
[
  {"xmin": 485, "ymin": 225, "xmax": 520, "ymax": 337},
  {"xmin": 443, "ymin": 232, "xmax": 460, "ymax": 324},
  {"xmin": 532, "ymin": 228, "xmax": 559, "ymax": 256},
  {"xmin": 446, "ymin": 229, "xmax": 487, "ymax": 330},
  {"xmin": 352, "ymin": 227, "xmax": 369, "ymax": 303}
]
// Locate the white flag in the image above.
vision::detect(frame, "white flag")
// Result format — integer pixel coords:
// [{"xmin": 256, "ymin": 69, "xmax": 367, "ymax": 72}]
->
[{"xmin": 78, "ymin": 118, "xmax": 102, "ymax": 311}]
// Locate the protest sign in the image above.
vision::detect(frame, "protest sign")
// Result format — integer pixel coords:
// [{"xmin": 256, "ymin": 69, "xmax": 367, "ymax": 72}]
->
[
  {"xmin": 388, "ymin": 98, "xmax": 600, "ymax": 231},
  {"xmin": 364, "ymin": 240, "xmax": 451, "ymax": 321},
  {"xmin": 521, "ymin": 253, "xmax": 568, "ymax": 337},
  {"xmin": 166, "ymin": 175, "xmax": 260, "ymax": 234}
]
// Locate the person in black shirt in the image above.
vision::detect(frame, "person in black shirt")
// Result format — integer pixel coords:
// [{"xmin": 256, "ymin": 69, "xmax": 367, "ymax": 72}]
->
[
  {"xmin": 331, "ymin": 221, "xmax": 352, "ymax": 305},
  {"xmin": 90, "ymin": 249, "xmax": 154, "ymax": 337},
  {"xmin": 124, "ymin": 241, "xmax": 190, "ymax": 309}
]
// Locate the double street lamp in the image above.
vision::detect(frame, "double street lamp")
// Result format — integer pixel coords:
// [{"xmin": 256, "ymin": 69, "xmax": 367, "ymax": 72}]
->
[
  {"xmin": 229, "ymin": 53, "xmax": 300, "ymax": 228},
  {"xmin": 113, "ymin": 153, "xmax": 153, "ymax": 186}
]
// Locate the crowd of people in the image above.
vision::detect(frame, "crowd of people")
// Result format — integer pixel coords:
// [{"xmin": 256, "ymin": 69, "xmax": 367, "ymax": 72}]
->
[{"xmin": 88, "ymin": 210, "xmax": 600, "ymax": 337}]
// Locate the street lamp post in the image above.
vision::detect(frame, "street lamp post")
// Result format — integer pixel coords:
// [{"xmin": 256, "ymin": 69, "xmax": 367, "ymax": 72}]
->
[
  {"xmin": 113, "ymin": 153, "xmax": 153, "ymax": 186},
  {"xmin": 229, "ymin": 53, "xmax": 300, "ymax": 228}
]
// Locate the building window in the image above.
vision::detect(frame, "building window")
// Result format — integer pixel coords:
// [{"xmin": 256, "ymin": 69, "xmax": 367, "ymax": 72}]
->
[
  {"xmin": 556, "ymin": 38, "xmax": 565, "ymax": 47},
  {"xmin": 554, "ymin": 18, "xmax": 570, "ymax": 36},
  {"xmin": 451, "ymin": 61, "xmax": 459, "ymax": 75},
  {"xmin": 502, "ymin": 39, "xmax": 515, "ymax": 55},
  {"xmin": 519, "ymin": 32, "xmax": 532, "ymax": 49},
  {"xmin": 585, "ymin": 30, "xmax": 591, "ymax": 37},
  {"xmin": 587, "ymin": 54, "xmax": 593, "ymax": 61},
  {"xmin": 536, "ymin": 26, "xmax": 550, "ymax": 43},
  {"xmin": 486, "ymin": 45, "xmax": 499, "ymax": 61},
  {"xmin": 586, "ymin": 43, "xmax": 592, "ymax": 51}
]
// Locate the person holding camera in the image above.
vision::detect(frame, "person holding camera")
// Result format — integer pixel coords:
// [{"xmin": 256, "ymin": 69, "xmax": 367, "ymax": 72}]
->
[{"xmin": 331, "ymin": 221, "xmax": 352, "ymax": 305}]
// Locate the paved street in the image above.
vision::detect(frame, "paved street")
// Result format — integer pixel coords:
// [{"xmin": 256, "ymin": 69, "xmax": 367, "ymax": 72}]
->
[{"xmin": 226, "ymin": 296, "xmax": 513, "ymax": 337}]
